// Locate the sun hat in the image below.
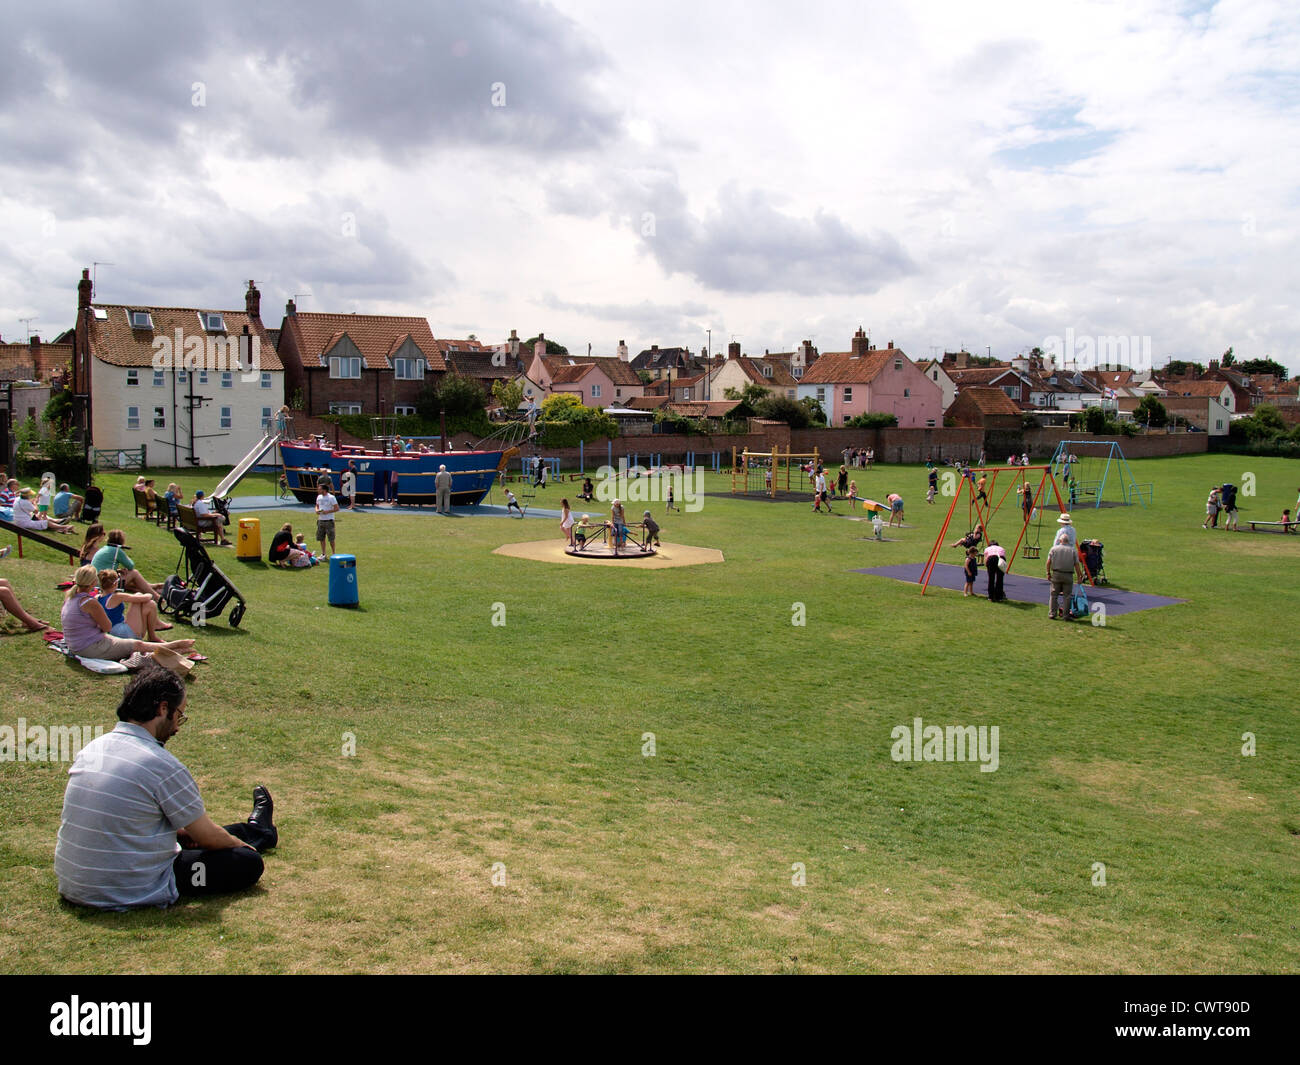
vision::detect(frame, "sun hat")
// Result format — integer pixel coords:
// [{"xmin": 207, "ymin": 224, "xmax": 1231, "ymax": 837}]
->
[{"xmin": 1057, "ymin": 513, "xmax": 1072, "ymax": 524}]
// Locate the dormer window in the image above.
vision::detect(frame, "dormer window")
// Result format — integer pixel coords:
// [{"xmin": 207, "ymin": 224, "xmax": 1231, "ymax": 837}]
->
[
  {"xmin": 762, "ymin": 364, "xmax": 773, "ymax": 378},
  {"xmin": 201, "ymin": 312, "xmax": 225, "ymax": 332},
  {"xmin": 129, "ymin": 311, "xmax": 154, "ymax": 330},
  {"xmin": 394, "ymin": 357, "xmax": 425, "ymax": 380}
]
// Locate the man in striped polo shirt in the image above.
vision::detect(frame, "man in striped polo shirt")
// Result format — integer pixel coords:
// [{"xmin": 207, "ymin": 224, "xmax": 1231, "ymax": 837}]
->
[{"xmin": 55, "ymin": 665, "xmax": 278, "ymax": 910}]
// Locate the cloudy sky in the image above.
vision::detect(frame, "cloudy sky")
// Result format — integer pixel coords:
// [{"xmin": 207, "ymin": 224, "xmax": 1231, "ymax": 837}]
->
[{"xmin": 2, "ymin": 0, "xmax": 1297, "ymax": 372}]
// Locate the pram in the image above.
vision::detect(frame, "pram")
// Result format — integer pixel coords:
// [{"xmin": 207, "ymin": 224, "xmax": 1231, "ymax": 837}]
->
[
  {"xmin": 160, "ymin": 528, "xmax": 247, "ymax": 626},
  {"xmin": 1080, "ymin": 539, "xmax": 1105, "ymax": 584}
]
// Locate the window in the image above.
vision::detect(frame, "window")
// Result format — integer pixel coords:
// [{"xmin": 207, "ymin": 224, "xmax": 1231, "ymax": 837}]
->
[
  {"xmin": 93, "ymin": 308, "xmax": 108, "ymax": 321},
  {"xmin": 394, "ymin": 405, "xmax": 416, "ymax": 416},
  {"xmin": 787, "ymin": 390, "xmax": 796, "ymax": 399},
  {"xmin": 792, "ymin": 366, "xmax": 803, "ymax": 379},
  {"xmin": 1003, "ymin": 385, "xmax": 1019, "ymax": 399},
  {"xmin": 843, "ymin": 387, "xmax": 853, "ymax": 403},
  {"xmin": 816, "ymin": 387, "xmax": 826, "ymax": 402},
  {"xmin": 926, "ymin": 419, "xmax": 936, "ymax": 428},
  {"xmin": 220, "ymin": 406, "xmax": 232, "ymax": 429},
  {"xmin": 615, "ymin": 388, "xmax": 622, "ymax": 398},
  {"xmin": 126, "ymin": 405, "xmax": 139, "ymax": 430},
  {"xmin": 261, "ymin": 372, "xmax": 272, "ymax": 389},
  {"xmin": 394, "ymin": 357, "xmax": 425, "ymax": 380},
  {"xmin": 329, "ymin": 402, "xmax": 362, "ymax": 415},
  {"xmin": 126, "ymin": 369, "xmax": 139, "ymax": 387},
  {"xmin": 842, "ymin": 414, "xmax": 851, "ymax": 424},
  {"xmin": 261, "ymin": 407, "xmax": 273, "ymax": 430},
  {"xmin": 153, "ymin": 406, "xmax": 166, "ymax": 429},
  {"xmin": 221, "ymin": 372, "xmax": 233, "ymax": 388},
  {"xmin": 153, "ymin": 370, "xmax": 164, "ymax": 387},
  {"xmin": 330, "ymin": 356, "xmax": 362, "ymax": 379},
  {"xmin": 1216, "ymin": 419, "xmax": 1224, "ymax": 431},
  {"xmin": 591, "ymin": 383, "xmax": 602, "ymax": 398},
  {"xmin": 178, "ymin": 369, "xmax": 187, "ymax": 383},
  {"xmin": 762, "ymin": 364, "xmax": 773, "ymax": 378},
  {"xmin": 201, "ymin": 312, "xmax": 225, "ymax": 332},
  {"xmin": 129, "ymin": 311, "xmax": 154, "ymax": 330},
  {"xmin": 904, "ymin": 388, "xmax": 910, "ymax": 398},
  {"xmin": 894, "ymin": 359, "xmax": 902, "ymax": 371},
  {"xmin": 199, "ymin": 370, "xmax": 208, "ymax": 384}
]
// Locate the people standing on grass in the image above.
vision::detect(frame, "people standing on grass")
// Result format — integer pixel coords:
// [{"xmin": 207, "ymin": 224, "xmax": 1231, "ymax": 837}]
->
[
  {"xmin": 505, "ymin": 488, "xmax": 523, "ymax": 517},
  {"xmin": 341, "ymin": 462, "xmax": 358, "ymax": 511},
  {"xmin": 642, "ymin": 510, "xmax": 661, "ymax": 548},
  {"xmin": 610, "ymin": 499, "xmax": 628, "ymax": 552},
  {"xmin": 434, "ymin": 464, "xmax": 452, "ymax": 515},
  {"xmin": 886, "ymin": 492, "xmax": 904, "ymax": 527},
  {"xmin": 837, "ymin": 465, "xmax": 849, "ymax": 498},
  {"xmin": 1047, "ymin": 531, "xmax": 1087, "ymax": 620},
  {"xmin": 847, "ymin": 480, "xmax": 859, "ymax": 509},
  {"xmin": 1203, "ymin": 486, "xmax": 1220, "ymax": 529},
  {"xmin": 983, "ymin": 540, "xmax": 1007, "ymax": 602},
  {"xmin": 560, "ymin": 499, "xmax": 575, "ymax": 545},
  {"xmin": 315, "ymin": 481, "xmax": 339, "ymax": 558},
  {"xmin": 962, "ymin": 547, "xmax": 979, "ymax": 597}
]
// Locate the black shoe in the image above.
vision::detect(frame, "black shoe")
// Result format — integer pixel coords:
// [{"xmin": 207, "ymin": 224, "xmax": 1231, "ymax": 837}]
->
[{"xmin": 250, "ymin": 784, "xmax": 274, "ymax": 827}]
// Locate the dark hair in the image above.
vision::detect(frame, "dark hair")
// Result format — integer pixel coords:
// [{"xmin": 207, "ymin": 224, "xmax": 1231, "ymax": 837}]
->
[
  {"xmin": 116, "ymin": 664, "xmax": 186, "ymax": 723},
  {"xmin": 107, "ymin": 529, "xmax": 127, "ymax": 546}
]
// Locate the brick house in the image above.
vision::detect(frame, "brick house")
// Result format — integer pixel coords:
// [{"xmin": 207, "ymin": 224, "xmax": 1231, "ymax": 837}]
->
[
  {"xmin": 944, "ymin": 386, "xmax": 1023, "ymax": 430},
  {"xmin": 275, "ymin": 303, "xmax": 446, "ymax": 417},
  {"xmin": 0, "ymin": 335, "xmax": 73, "ymax": 384}
]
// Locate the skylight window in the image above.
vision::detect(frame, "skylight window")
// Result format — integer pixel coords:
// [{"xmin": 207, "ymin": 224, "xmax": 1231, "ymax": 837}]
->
[
  {"xmin": 201, "ymin": 312, "xmax": 225, "ymax": 332},
  {"xmin": 92, "ymin": 308, "xmax": 108, "ymax": 321},
  {"xmin": 129, "ymin": 311, "xmax": 154, "ymax": 330}
]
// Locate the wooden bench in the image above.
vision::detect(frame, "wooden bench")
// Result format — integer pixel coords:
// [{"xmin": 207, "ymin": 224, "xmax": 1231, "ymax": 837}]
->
[
  {"xmin": 1247, "ymin": 520, "xmax": 1298, "ymax": 533},
  {"xmin": 176, "ymin": 503, "xmax": 221, "ymax": 545},
  {"xmin": 0, "ymin": 516, "xmax": 80, "ymax": 560}
]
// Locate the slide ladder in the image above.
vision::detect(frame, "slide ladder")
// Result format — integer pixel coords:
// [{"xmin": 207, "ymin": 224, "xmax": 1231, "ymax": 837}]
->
[{"xmin": 211, "ymin": 428, "xmax": 284, "ymax": 500}]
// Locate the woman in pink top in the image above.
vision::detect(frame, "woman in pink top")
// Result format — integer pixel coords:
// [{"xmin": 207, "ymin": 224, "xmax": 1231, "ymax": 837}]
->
[{"xmin": 60, "ymin": 566, "xmax": 195, "ymax": 661}]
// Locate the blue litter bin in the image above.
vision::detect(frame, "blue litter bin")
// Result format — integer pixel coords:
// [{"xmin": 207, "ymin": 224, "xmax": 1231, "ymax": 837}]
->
[{"xmin": 328, "ymin": 554, "xmax": 358, "ymax": 607}]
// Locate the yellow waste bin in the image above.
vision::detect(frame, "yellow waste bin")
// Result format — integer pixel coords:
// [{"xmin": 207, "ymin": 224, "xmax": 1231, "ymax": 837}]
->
[{"xmin": 237, "ymin": 517, "xmax": 262, "ymax": 560}]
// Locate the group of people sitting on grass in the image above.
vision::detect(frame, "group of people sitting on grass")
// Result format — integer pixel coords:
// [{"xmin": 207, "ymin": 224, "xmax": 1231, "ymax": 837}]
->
[
  {"xmin": 268, "ymin": 522, "xmax": 320, "ymax": 567},
  {"xmin": 1, "ymin": 475, "xmax": 77, "ymax": 535}
]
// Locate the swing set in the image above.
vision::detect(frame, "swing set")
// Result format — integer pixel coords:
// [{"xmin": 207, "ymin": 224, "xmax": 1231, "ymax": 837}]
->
[
  {"xmin": 919, "ymin": 464, "xmax": 1087, "ymax": 594},
  {"xmin": 1049, "ymin": 440, "xmax": 1151, "ymax": 508}
]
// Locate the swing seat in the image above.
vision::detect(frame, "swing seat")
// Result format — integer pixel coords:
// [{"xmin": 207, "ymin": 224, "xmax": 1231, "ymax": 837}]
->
[{"xmin": 1023, "ymin": 545, "xmax": 1040, "ymax": 559}]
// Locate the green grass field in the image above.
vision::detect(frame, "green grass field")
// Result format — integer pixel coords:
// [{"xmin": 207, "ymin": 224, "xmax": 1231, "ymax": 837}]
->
[{"xmin": 2, "ymin": 454, "xmax": 1297, "ymax": 973}]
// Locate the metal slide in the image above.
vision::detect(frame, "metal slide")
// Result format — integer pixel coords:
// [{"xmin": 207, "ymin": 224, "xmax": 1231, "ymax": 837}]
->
[{"xmin": 211, "ymin": 428, "xmax": 284, "ymax": 500}]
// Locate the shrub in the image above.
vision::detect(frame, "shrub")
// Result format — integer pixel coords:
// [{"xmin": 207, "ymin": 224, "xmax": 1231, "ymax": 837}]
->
[{"xmin": 846, "ymin": 412, "xmax": 898, "ymax": 429}]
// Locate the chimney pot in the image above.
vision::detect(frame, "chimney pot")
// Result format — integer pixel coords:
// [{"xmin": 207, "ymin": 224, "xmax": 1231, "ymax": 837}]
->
[{"xmin": 245, "ymin": 279, "xmax": 261, "ymax": 319}]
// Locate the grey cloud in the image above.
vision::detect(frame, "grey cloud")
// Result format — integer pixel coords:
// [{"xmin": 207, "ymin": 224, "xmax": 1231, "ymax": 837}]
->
[{"xmin": 541, "ymin": 292, "xmax": 714, "ymax": 343}]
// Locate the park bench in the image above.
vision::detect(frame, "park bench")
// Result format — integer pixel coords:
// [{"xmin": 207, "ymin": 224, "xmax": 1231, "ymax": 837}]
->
[
  {"xmin": 176, "ymin": 503, "xmax": 220, "ymax": 545},
  {"xmin": 0, "ymin": 516, "xmax": 80, "ymax": 561},
  {"xmin": 1246, "ymin": 520, "xmax": 1298, "ymax": 534}
]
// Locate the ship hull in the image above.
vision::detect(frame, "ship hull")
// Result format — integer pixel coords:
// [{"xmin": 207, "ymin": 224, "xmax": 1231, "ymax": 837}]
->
[{"xmin": 279, "ymin": 443, "xmax": 504, "ymax": 507}]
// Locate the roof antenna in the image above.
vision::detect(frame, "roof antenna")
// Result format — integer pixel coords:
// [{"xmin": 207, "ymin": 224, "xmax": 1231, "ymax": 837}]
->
[
  {"xmin": 18, "ymin": 316, "xmax": 37, "ymax": 340},
  {"xmin": 92, "ymin": 261, "xmax": 115, "ymax": 300}
]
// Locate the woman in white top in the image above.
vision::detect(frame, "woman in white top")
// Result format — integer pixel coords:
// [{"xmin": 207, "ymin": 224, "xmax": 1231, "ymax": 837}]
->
[
  {"xmin": 13, "ymin": 488, "xmax": 74, "ymax": 533},
  {"xmin": 560, "ymin": 498, "xmax": 575, "ymax": 545}
]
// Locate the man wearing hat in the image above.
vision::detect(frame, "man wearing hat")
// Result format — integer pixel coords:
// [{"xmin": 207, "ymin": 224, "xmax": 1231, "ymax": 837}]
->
[
  {"xmin": 1055, "ymin": 512, "xmax": 1077, "ymax": 550},
  {"xmin": 13, "ymin": 486, "xmax": 75, "ymax": 533}
]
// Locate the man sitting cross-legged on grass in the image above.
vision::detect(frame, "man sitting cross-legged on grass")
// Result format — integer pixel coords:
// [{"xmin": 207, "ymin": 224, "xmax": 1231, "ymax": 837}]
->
[{"xmin": 55, "ymin": 664, "xmax": 279, "ymax": 910}]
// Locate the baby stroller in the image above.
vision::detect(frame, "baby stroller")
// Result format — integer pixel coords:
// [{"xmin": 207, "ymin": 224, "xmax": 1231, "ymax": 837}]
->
[
  {"xmin": 160, "ymin": 528, "xmax": 247, "ymax": 626},
  {"xmin": 1080, "ymin": 539, "xmax": 1106, "ymax": 584}
]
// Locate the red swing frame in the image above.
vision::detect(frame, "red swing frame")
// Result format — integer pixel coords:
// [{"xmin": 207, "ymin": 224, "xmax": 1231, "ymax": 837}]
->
[{"xmin": 919, "ymin": 464, "xmax": 1087, "ymax": 594}]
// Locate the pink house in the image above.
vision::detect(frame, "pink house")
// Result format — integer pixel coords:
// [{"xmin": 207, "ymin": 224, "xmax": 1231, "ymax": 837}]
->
[
  {"xmin": 797, "ymin": 330, "xmax": 944, "ymax": 427},
  {"xmin": 528, "ymin": 350, "xmax": 645, "ymax": 407}
]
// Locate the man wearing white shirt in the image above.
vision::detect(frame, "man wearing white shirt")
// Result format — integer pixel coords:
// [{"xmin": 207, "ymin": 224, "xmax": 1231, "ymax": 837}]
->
[
  {"xmin": 191, "ymin": 490, "xmax": 230, "ymax": 545},
  {"xmin": 316, "ymin": 482, "xmax": 339, "ymax": 558}
]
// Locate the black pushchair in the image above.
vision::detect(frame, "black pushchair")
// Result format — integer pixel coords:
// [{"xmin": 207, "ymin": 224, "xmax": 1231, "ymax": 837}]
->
[
  {"xmin": 1080, "ymin": 539, "xmax": 1106, "ymax": 584},
  {"xmin": 160, "ymin": 529, "xmax": 247, "ymax": 626}
]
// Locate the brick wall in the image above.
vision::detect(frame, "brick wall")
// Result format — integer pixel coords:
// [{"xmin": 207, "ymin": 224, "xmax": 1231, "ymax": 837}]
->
[{"xmin": 1024, "ymin": 428, "xmax": 1209, "ymax": 458}]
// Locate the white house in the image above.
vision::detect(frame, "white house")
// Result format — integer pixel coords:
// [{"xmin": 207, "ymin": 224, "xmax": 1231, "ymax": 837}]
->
[{"xmin": 76, "ymin": 275, "xmax": 285, "ymax": 467}]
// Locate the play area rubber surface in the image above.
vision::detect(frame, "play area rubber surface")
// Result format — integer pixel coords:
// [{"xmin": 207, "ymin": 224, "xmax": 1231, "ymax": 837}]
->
[
  {"xmin": 494, "ymin": 540, "xmax": 724, "ymax": 568},
  {"xmin": 857, "ymin": 563, "xmax": 1187, "ymax": 616}
]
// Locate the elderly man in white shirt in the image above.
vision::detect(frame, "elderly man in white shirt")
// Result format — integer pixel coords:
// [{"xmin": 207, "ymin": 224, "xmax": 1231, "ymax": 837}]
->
[{"xmin": 191, "ymin": 490, "xmax": 230, "ymax": 545}]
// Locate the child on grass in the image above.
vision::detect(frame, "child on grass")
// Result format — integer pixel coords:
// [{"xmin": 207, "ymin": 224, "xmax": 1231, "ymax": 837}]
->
[{"xmin": 963, "ymin": 547, "xmax": 978, "ymax": 597}]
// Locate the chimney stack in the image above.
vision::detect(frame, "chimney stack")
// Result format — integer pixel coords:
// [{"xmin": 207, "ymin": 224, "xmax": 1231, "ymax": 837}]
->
[
  {"xmin": 78, "ymin": 268, "xmax": 92, "ymax": 311},
  {"xmin": 851, "ymin": 328, "xmax": 869, "ymax": 359},
  {"xmin": 286, "ymin": 298, "xmax": 297, "ymax": 317},
  {"xmin": 245, "ymin": 280, "xmax": 261, "ymax": 319},
  {"xmin": 534, "ymin": 333, "xmax": 547, "ymax": 359},
  {"xmin": 887, "ymin": 339, "xmax": 894, "ymax": 350},
  {"xmin": 727, "ymin": 341, "xmax": 741, "ymax": 360},
  {"xmin": 618, "ymin": 339, "xmax": 628, "ymax": 361}
]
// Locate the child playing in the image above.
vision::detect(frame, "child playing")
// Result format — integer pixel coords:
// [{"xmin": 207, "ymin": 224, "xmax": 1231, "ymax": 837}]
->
[
  {"xmin": 642, "ymin": 510, "xmax": 661, "ymax": 548},
  {"xmin": 666, "ymin": 485, "xmax": 679, "ymax": 513},
  {"xmin": 293, "ymin": 533, "xmax": 320, "ymax": 565},
  {"xmin": 574, "ymin": 514, "xmax": 596, "ymax": 546},
  {"xmin": 963, "ymin": 547, "xmax": 979, "ymax": 597},
  {"xmin": 505, "ymin": 488, "xmax": 523, "ymax": 517},
  {"xmin": 847, "ymin": 480, "xmax": 858, "ymax": 509}
]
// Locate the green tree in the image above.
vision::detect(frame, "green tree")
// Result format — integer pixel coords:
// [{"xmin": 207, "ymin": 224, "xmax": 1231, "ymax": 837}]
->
[
  {"xmin": 1134, "ymin": 395, "xmax": 1169, "ymax": 428},
  {"xmin": 1084, "ymin": 405, "xmax": 1109, "ymax": 434},
  {"xmin": 524, "ymin": 335, "xmax": 569, "ymax": 356},
  {"xmin": 753, "ymin": 394, "xmax": 811, "ymax": 428},
  {"xmin": 491, "ymin": 378, "xmax": 525, "ymax": 413},
  {"xmin": 846, "ymin": 411, "xmax": 898, "ymax": 429},
  {"xmin": 43, "ymin": 389, "xmax": 72, "ymax": 429},
  {"xmin": 417, "ymin": 373, "xmax": 487, "ymax": 422},
  {"xmin": 1233, "ymin": 357, "xmax": 1288, "ymax": 381},
  {"xmin": 1221, "ymin": 346, "xmax": 1235, "ymax": 367},
  {"xmin": 1165, "ymin": 360, "xmax": 1205, "ymax": 377}
]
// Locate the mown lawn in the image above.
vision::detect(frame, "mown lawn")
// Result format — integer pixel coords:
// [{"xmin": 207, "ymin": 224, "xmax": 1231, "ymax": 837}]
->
[{"xmin": 1, "ymin": 454, "xmax": 1297, "ymax": 973}]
